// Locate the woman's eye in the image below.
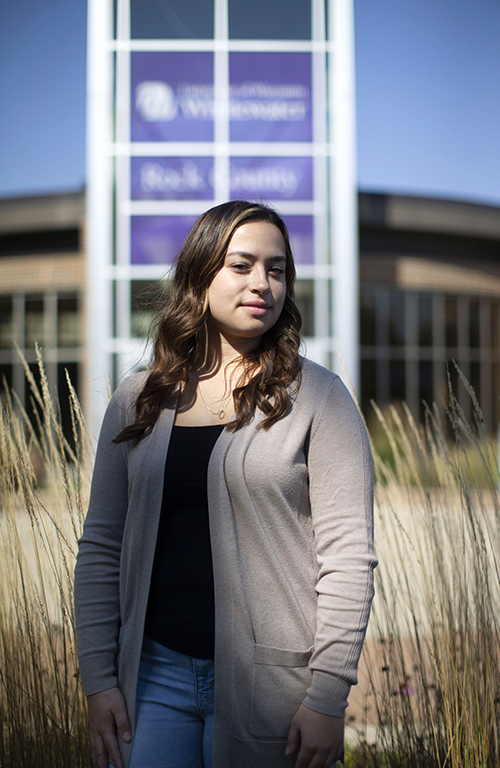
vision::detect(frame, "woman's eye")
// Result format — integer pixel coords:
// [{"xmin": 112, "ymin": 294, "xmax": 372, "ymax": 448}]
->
[
  {"xmin": 269, "ymin": 266, "xmax": 285, "ymax": 276},
  {"xmin": 231, "ymin": 263, "xmax": 251, "ymax": 272}
]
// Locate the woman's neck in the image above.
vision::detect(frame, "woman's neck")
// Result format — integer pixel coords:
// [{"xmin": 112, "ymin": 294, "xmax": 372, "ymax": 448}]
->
[{"xmin": 196, "ymin": 323, "xmax": 260, "ymax": 379}]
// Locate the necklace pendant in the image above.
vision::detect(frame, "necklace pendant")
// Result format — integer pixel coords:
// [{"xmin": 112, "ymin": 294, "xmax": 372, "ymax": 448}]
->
[{"xmin": 218, "ymin": 409, "xmax": 225, "ymax": 419}]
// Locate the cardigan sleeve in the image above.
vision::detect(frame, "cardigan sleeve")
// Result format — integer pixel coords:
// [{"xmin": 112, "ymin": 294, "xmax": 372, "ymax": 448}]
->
[
  {"xmin": 303, "ymin": 375, "xmax": 377, "ymax": 717},
  {"xmin": 74, "ymin": 379, "xmax": 138, "ymax": 696}
]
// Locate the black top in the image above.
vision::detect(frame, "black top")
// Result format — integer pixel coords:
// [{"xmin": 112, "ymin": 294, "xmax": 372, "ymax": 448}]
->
[{"xmin": 145, "ymin": 424, "xmax": 224, "ymax": 659}]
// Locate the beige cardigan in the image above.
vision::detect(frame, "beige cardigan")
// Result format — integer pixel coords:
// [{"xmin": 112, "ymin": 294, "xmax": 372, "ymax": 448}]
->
[{"xmin": 74, "ymin": 359, "xmax": 377, "ymax": 768}]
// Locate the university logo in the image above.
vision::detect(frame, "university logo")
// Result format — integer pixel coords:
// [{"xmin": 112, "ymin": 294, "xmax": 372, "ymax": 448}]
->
[{"xmin": 135, "ymin": 82, "xmax": 178, "ymax": 122}]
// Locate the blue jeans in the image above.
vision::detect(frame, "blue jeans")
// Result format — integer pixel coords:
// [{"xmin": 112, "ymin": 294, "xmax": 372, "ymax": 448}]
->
[{"xmin": 128, "ymin": 635, "xmax": 215, "ymax": 768}]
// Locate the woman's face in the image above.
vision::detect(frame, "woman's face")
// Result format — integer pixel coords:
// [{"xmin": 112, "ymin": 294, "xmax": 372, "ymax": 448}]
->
[{"xmin": 207, "ymin": 221, "xmax": 287, "ymax": 347}]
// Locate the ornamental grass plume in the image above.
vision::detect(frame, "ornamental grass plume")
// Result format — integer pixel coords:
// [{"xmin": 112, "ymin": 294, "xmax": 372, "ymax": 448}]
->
[
  {"xmin": 347, "ymin": 366, "xmax": 500, "ymax": 768},
  {"xmin": 0, "ymin": 347, "xmax": 92, "ymax": 767}
]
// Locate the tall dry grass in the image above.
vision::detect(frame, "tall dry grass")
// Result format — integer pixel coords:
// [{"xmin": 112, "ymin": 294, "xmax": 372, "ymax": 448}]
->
[
  {"xmin": 1, "ymin": 355, "xmax": 500, "ymax": 767},
  {"xmin": 348, "ymin": 369, "xmax": 500, "ymax": 767},
  {"xmin": 0, "ymin": 349, "xmax": 91, "ymax": 767}
]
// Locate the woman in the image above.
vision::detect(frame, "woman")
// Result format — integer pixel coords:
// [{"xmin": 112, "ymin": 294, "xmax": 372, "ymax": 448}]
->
[{"xmin": 74, "ymin": 200, "xmax": 377, "ymax": 768}]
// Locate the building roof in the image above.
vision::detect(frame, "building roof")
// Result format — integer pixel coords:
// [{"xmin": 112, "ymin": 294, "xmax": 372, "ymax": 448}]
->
[
  {"xmin": 0, "ymin": 190, "xmax": 85, "ymax": 234},
  {"xmin": 359, "ymin": 192, "xmax": 500, "ymax": 242}
]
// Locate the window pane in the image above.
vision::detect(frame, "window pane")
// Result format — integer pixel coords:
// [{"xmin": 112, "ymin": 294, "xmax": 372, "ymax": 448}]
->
[
  {"xmin": 445, "ymin": 296, "xmax": 457, "ymax": 348},
  {"xmin": 25, "ymin": 296, "xmax": 44, "ymax": 347},
  {"xmin": 470, "ymin": 361, "xmax": 480, "ymax": 401},
  {"xmin": 491, "ymin": 301, "xmax": 499, "ymax": 350},
  {"xmin": 229, "ymin": 0, "xmax": 311, "ymax": 40},
  {"xmin": 360, "ymin": 293, "xmax": 376, "ymax": 346},
  {"xmin": 294, "ymin": 280, "xmax": 314, "ymax": 337},
  {"xmin": 58, "ymin": 362, "xmax": 79, "ymax": 453},
  {"xmin": 360, "ymin": 359, "xmax": 376, "ymax": 418},
  {"xmin": 418, "ymin": 293, "xmax": 433, "ymax": 347},
  {"xmin": 58, "ymin": 296, "xmax": 80, "ymax": 347},
  {"xmin": 419, "ymin": 360, "xmax": 433, "ymax": 417},
  {"xmin": 0, "ymin": 297, "xmax": 13, "ymax": 348},
  {"xmin": 0, "ymin": 363, "xmax": 12, "ymax": 402},
  {"xmin": 388, "ymin": 293, "xmax": 405, "ymax": 346},
  {"xmin": 27, "ymin": 362, "xmax": 43, "ymax": 434},
  {"xmin": 493, "ymin": 363, "xmax": 500, "ymax": 426},
  {"xmin": 469, "ymin": 299, "xmax": 480, "ymax": 349},
  {"xmin": 131, "ymin": 0, "xmax": 213, "ymax": 39},
  {"xmin": 390, "ymin": 359, "xmax": 405, "ymax": 402}
]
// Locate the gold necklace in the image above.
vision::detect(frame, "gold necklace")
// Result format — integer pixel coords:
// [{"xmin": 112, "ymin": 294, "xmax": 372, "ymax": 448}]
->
[{"xmin": 197, "ymin": 385, "xmax": 232, "ymax": 420}]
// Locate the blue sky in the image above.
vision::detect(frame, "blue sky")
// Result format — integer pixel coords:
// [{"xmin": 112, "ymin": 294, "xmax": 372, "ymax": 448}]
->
[
  {"xmin": 355, "ymin": 0, "xmax": 500, "ymax": 205},
  {"xmin": 0, "ymin": 0, "xmax": 499, "ymax": 205}
]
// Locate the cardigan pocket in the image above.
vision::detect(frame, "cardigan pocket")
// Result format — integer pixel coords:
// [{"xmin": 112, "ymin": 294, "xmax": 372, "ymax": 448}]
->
[{"xmin": 249, "ymin": 644, "xmax": 313, "ymax": 738}]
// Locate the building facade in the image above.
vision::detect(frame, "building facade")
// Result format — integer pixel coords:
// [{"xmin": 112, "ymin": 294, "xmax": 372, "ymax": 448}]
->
[
  {"xmin": 2, "ymin": 189, "xmax": 500, "ymax": 436},
  {"xmin": 359, "ymin": 193, "xmax": 500, "ymax": 431},
  {"xmin": 0, "ymin": 191, "xmax": 86, "ymax": 439}
]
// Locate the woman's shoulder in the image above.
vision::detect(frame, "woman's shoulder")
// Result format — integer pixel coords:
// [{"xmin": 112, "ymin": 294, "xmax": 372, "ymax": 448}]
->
[
  {"xmin": 297, "ymin": 357, "xmax": 360, "ymax": 415},
  {"xmin": 112, "ymin": 370, "xmax": 149, "ymax": 409},
  {"xmin": 299, "ymin": 357, "xmax": 340, "ymax": 391}
]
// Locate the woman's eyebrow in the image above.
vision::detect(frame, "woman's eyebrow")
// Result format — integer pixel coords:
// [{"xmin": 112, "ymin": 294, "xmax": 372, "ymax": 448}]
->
[{"xmin": 226, "ymin": 250, "xmax": 287, "ymax": 262}]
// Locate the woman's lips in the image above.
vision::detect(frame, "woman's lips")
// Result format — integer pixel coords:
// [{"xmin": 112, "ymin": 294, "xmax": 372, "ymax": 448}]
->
[{"xmin": 241, "ymin": 303, "xmax": 270, "ymax": 316}]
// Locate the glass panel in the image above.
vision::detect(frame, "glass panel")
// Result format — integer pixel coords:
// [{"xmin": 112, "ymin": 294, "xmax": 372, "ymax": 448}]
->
[
  {"xmin": 131, "ymin": 280, "xmax": 171, "ymax": 338},
  {"xmin": 131, "ymin": 157, "xmax": 214, "ymax": 201},
  {"xmin": 493, "ymin": 363, "xmax": 500, "ymax": 426},
  {"xmin": 294, "ymin": 280, "xmax": 314, "ymax": 337},
  {"xmin": 0, "ymin": 363, "xmax": 12, "ymax": 402},
  {"xmin": 491, "ymin": 301, "xmax": 499, "ymax": 350},
  {"xmin": 229, "ymin": 53, "xmax": 312, "ymax": 144},
  {"xmin": 360, "ymin": 293, "xmax": 376, "ymax": 346},
  {"xmin": 445, "ymin": 296, "xmax": 457, "ymax": 348},
  {"xmin": 27, "ymin": 362, "xmax": 44, "ymax": 434},
  {"xmin": 390, "ymin": 359, "xmax": 405, "ymax": 402},
  {"xmin": 360, "ymin": 359, "xmax": 376, "ymax": 419},
  {"xmin": 284, "ymin": 216, "xmax": 314, "ymax": 265},
  {"xmin": 418, "ymin": 293, "xmax": 433, "ymax": 347},
  {"xmin": 388, "ymin": 292, "xmax": 405, "ymax": 346},
  {"xmin": 58, "ymin": 296, "xmax": 80, "ymax": 347},
  {"xmin": 0, "ymin": 297, "xmax": 13, "ymax": 348},
  {"xmin": 58, "ymin": 362, "xmax": 79, "ymax": 453},
  {"xmin": 131, "ymin": 216, "xmax": 198, "ymax": 265},
  {"xmin": 470, "ymin": 361, "xmax": 480, "ymax": 402},
  {"xmin": 376, "ymin": 292, "xmax": 389, "ymax": 346},
  {"xmin": 419, "ymin": 360, "xmax": 433, "ymax": 417},
  {"xmin": 447, "ymin": 362, "xmax": 459, "ymax": 405},
  {"xmin": 25, "ymin": 296, "xmax": 44, "ymax": 347},
  {"xmin": 131, "ymin": 53, "xmax": 214, "ymax": 143},
  {"xmin": 229, "ymin": 156, "xmax": 313, "ymax": 202},
  {"xmin": 131, "ymin": 0, "xmax": 213, "ymax": 39},
  {"xmin": 469, "ymin": 299, "xmax": 480, "ymax": 349},
  {"xmin": 229, "ymin": 0, "xmax": 311, "ymax": 40}
]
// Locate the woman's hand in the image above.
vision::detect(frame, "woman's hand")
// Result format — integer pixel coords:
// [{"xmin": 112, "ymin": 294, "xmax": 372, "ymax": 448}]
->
[
  {"xmin": 87, "ymin": 687, "xmax": 132, "ymax": 768},
  {"xmin": 285, "ymin": 704, "xmax": 344, "ymax": 768}
]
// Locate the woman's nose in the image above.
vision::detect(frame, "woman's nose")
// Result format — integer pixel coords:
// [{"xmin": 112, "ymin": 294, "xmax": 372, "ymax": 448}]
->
[{"xmin": 250, "ymin": 267, "xmax": 270, "ymax": 293}]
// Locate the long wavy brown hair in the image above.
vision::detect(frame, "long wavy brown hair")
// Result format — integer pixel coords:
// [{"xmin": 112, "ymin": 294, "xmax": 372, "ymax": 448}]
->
[{"xmin": 114, "ymin": 200, "xmax": 302, "ymax": 443}]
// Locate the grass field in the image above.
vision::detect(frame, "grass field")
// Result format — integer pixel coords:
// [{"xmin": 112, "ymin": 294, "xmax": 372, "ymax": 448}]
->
[{"xmin": 1, "ymin": 354, "xmax": 499, "ymax": 767}]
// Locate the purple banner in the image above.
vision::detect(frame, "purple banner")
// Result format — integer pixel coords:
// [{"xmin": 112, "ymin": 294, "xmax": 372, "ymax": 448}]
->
[
  {"xmin": 131, "ymin": 216, "xmax": 198, "ymax": 265},
  {"xmin": 229, "ymin": 53, "xmax": 312, "ymax": 143},
  {"xmin": 229, "ymin": 156, "xmax": 313, "ymax": 200},
  {"xmin": 131, "ymin": 52, "xmax": 214, "ymax": 142},
  {"xmin": 131, "ymin": 157, "xmax": 214, "ymax": 200}
]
